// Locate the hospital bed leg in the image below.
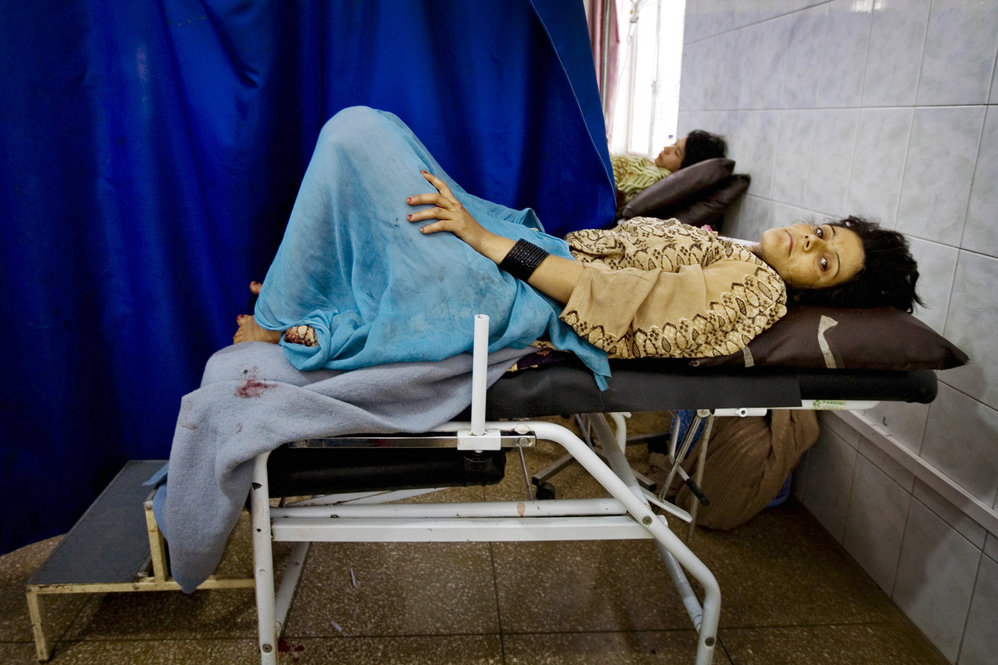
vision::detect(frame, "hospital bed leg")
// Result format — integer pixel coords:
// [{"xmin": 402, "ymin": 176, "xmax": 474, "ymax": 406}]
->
[
  {"xmin": 686, "ymin": 413, "xmax": 715, "ymax": 539},
  {"xmin": 529, "ymin": 420, "xmax": 720, "ymax": 665},
  {"xmin": 585, "ymin": 412, "xmax": 719, "ymax": 662},
  {"xmin": 529, "ymin": 452, "xmax": 579, "ymax": 485},
  {"xmin": 529, "ymin": 420, "xmax": 657, "ymax": 495},
  {"xmin": 586, "ymin": 413, "xmax": 641, "ymax": 494},
  {"xmin": 251, "ymin": 452, "xmax": 279, "ymax": 665},
  {"xmin": 274, "ymin": 542, "xmax": 310, "ymax": 635},
  {"xmin": 515, "ymin": 447, "xmax": 534, "ymax": 498},
  {"xmin": 653, "ymin": 519, "xmax": 721, "ymax": 665}
]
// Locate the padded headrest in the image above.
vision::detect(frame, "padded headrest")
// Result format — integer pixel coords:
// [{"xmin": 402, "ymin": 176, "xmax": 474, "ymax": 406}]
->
[
  {"xmin": 692, "ymin": 306, "xmax": 969, "ymax": 371},
  {"xmin": 667, "ymin": 174, "xmax": 751, "ymax": 228},
  {"xmin": 621, "ymin": 157, "xmax": 735, "ymax": 219}
]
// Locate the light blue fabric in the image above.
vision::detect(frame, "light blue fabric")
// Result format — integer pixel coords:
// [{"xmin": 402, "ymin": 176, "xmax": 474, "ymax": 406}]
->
[{"xmin": 254, "ymin": 107, "xmax": 610, "ymax": 388}]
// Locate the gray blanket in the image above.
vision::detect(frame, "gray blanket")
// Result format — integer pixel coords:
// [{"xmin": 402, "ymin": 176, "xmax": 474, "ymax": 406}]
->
[{"xmin": 157, "ymin": 341, "xmax": 530, "ymax": 592}]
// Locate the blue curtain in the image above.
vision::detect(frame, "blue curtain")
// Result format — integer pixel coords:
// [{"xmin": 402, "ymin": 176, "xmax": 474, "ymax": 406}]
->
[{"xmin": 0, "ymin": 0, "xmax": 614, "ymax": 554}]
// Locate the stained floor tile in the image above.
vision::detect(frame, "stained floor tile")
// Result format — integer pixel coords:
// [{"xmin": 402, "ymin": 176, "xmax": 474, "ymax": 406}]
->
[
  {"xmin": 274, "ymin": 634, "xmax": 503, "ymax": 664},
  {"xmin": 0, "ymin": 643, "xmax": 40, "ymax": 665},
  {"xmin": 492, "ymin": 540, "xmax": 692, "ymax": 633},
  {"xmin": 688, "ymin": 504, "xmax": 901, "ymax": 628},
  {"xmin": 502, "ymin": 630, "xmax": 722, "ymax": 664},
  {"xmin": 719, "ymin": 623, "xmax": 949, "ymax": 665},
  {"xmin": 1, "ymin": 536, "xmax": 82, "ymax": 644},
  {"xmin": 26, "ymin": 638, "xmax": 258, "ymax": 664},
  {"xmin": 62, "ymin": 588, "xmax": 258, "ymax": 641},
  {"xmin": 282, "ymin": 541, "xmax": 500, "ymax": 637}
]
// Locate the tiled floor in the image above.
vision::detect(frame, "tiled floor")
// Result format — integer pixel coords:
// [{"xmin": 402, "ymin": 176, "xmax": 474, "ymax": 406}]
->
[{"xmin": 2, "ymin": 418, "xmax": 951, "ymax": 665}]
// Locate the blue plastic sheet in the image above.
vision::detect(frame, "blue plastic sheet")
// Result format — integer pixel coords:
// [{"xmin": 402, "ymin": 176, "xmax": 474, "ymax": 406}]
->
[{"xmin": 0, "ymin": 0, "xmax": 614, "ymax": 553}]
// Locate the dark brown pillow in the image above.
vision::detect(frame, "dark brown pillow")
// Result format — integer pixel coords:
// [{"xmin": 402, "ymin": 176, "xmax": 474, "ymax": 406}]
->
[
  {"xmin": 621, "ymin": 157, "xmax": 735, "ymax": 219},
  {"xmin": 691, "ymin": 306, "xmax": 969, "ymax": 371},
  {"xmin": 669, "ymin": 174, "xmax": 750, "ymax": 228}
]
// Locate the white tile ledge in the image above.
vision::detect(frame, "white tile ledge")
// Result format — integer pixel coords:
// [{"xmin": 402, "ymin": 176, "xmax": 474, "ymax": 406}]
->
[{"xmin": 830, "ymin": 410, "xmax": 998, "ymax": 538}]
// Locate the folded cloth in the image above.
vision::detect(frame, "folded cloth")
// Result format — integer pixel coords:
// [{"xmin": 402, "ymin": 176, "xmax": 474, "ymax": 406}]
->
[
  {"xmin": 254, "ymin": 106, "xmax": 610, "ymax": 387},
  {"xmin": 157, "ymin": 341, "xmax": 531, "ymax": 592}
]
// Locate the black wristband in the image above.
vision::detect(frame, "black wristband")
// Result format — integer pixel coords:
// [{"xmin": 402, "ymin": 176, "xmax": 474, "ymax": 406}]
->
[{"xmin": 498, "ymin": 239, "xmax": 549, "ymax": 282}]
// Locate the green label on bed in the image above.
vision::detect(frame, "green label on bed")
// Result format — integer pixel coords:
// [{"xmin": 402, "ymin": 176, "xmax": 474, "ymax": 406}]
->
[{"xmin": 808, "ymin": 399, "xmax": 849, "ymax": 409}]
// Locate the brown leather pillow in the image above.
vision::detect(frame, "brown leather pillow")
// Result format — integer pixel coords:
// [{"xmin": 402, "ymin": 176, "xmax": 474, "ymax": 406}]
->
[
  {"xmin": 668, "ymin": 174, "xmax": 750, "ymax": 228},
  {"xmin": 621, "ymin": 157, "xmax": 734, "ymax": 219},
  {"xmin": 692, "ymin": 306, "xmax": 969, "ymax": 370}
]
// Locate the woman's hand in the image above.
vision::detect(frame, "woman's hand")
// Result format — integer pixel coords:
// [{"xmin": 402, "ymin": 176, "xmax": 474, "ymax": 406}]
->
[
  {"xmin": 407, "ymin": 171, "xmax": 489, "ymax": 251},
  {"xmin": 407, "ymin": 170, "xmax": 582, "ymax": 304}
]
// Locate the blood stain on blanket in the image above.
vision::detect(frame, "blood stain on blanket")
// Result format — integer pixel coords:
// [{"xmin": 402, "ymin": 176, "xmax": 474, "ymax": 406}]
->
[{"xmin": 236, "ymin": 366, "xmax": 273, "ymax": 398}]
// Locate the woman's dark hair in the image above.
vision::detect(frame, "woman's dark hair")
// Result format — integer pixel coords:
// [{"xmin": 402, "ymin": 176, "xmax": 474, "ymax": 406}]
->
[
  {"xmin": 789, "ymin": 216, "xmax": 923, "ymax": 313},
  {"xmin": 681, "ymin": 130, "xmax": 728, "ymax": 168}
]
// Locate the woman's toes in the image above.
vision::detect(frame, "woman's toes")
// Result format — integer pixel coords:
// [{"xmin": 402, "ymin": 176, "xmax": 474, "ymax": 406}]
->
[{"xmin": 285, "ymin": 325, "xmax": 318, "ymax": 347}]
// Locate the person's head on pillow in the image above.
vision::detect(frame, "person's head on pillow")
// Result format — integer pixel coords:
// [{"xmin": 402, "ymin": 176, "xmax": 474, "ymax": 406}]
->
[
  {"xmin": 654, "ymin": 130, "xmax": 728, "ymax": 171},
  {"xmin": 752, "ymin": 215, "xmax": 922, "ymax": 313}
]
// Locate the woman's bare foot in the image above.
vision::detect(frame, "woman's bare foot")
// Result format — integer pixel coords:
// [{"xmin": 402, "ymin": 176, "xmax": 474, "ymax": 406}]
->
[
  {"xmin": 233, "ymin": 315, "xmax": 282, "ymax": 344},
  {"xmin": 284, "ymin": 325, "xmax": 318, "ymax": 347},
  {"xmin": 237, "ymin": 283, "xmax": 316, "ymax": 347}
]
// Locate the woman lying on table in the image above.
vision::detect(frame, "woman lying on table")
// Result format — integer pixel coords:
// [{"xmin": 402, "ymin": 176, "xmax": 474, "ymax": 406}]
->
[
  {"xmin": 611, "ymin": 129, "xmax": 728, "ymax": 208},
  {"xmin": 233, "ymin": 107, "xmax": 920, "ymax": 387}
]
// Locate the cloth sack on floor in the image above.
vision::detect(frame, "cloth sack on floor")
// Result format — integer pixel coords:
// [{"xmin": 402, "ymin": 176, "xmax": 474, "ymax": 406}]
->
[{"xmin": 674, "ymin": 410, "xmax": 819, "ymax": 530}]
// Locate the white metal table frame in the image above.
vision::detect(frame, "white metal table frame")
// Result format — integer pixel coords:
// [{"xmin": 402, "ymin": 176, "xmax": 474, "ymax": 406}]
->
[
  {"xmin": 250, "ymin": 411, "xmax": 722, "ymax": 665},
  {"xmin": 247, "ymin": 315, "xmax": 887, "ymax": 665}
]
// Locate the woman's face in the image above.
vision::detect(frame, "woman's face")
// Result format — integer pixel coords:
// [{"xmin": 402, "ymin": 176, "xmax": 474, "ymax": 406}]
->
[
  {"xmin": 654, "ymin": 137, "xmax": 686, "ymax": 171},
  {"xmin": 758, "ymin": 222, "xmax": 864, "ymax": 289}
]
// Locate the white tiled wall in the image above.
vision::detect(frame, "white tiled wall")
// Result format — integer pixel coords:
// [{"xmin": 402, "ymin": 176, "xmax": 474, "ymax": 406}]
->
[{"xmin": 678, "ymin": 2, "xmax": 998, "ymax": 663}]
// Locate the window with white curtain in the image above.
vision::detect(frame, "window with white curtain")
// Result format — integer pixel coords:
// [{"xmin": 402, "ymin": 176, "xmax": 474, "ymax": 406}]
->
[{"xmin": 602, "ymin": 0, "xmax": 686, "ymax": 156}]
